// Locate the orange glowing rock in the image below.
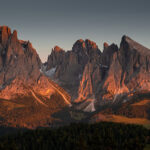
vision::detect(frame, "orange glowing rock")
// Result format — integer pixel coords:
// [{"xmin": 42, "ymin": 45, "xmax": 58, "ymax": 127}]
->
[
  {"xmin": 53, "ymin": 46, "xmax": 63, "ymax": 52},
  {"xmin": 85, "ymin": 39, "xmax": 98, "ymax": 49},
  {"xmin": 103, "ymin": 42, "xmax": 109, "ymax": 48},
  {"xmin": 0, "ymin": 26, "xmax": 11, "ymax": 46}
]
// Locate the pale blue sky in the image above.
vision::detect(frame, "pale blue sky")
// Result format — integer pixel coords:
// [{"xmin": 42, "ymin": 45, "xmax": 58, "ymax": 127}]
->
[{"xmin": 0, "ymin": 0, "xmax": 150, "ymax": 62}]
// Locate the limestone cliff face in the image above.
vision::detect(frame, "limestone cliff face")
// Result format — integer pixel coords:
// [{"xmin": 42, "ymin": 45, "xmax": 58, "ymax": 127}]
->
[
  {"xmin": 0, "ymin": 26, "xmax": 70, "ymax": 102},
  {"xmin": 45, "ymin": 39, "xmax": 101, "ymax": 100},
  {"xmin": 103, "ymin": 36, "xmax": 150, "ymax": 93},
  {"xmin": 118, "ymin": 36, "xmax": 150, "ymax": 92},
  {"xmin": 76, "ymin": 43, "xmax": 118, "ymax": 103},
  {"xmin": 46, "ymin": 46, "xmax": 65, "ymax": 70},
  {"xmin": 0, "ymin": 26, "xmax": 42, "ymax": 86},
  {"xmin": 0, "ymin": 26, "xmax": 71, "ymax": 128},
  {"xmin": 46, "ymin": 36, "xmax": 150, "ymax": 111}
]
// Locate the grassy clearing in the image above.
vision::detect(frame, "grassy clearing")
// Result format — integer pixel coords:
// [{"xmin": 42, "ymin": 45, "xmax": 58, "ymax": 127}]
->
[
  {"xmin": 94, "ymin": 113, "xmax": 150, "ymax": 129},
  {"xmin": 132, "ymin": 99, "xmax": 150, "ymax": 106},
  {"xmin": 109, "ymin": 115, "xmax": 150, "ymax": 125},
  {"xmin": 1, "ymin": 100, "xmax": 25, "ymax": 110}
]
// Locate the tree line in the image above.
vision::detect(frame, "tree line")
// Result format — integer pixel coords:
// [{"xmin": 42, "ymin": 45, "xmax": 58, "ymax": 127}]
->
[{"xmin": 0, "ymin": 122, "xmax": 149, "ymax": 150}]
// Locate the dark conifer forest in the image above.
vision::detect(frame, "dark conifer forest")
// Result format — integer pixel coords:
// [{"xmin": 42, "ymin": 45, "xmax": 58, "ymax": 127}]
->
[{"xmin": 0, "ymin": 122, "xmax": 149, "ymax": 150}]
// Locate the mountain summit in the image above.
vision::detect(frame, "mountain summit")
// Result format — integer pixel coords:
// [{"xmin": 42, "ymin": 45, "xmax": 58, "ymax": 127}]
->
[
  {"xmin": 0, "ymin": 26, "xmax": 41, "ymax": 87},
  {"xmin": 45, "ymin": 36, "xmax": 150, "ymax": 112},
  {"xmin": 0, "ymin": 26, "xmax": 71, "ymax": 128}
]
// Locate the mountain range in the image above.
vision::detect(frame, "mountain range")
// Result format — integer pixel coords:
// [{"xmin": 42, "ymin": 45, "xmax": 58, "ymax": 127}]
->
[{"xmin": 0, "ymin": 26, "xmax": 150, "ymax": 128}]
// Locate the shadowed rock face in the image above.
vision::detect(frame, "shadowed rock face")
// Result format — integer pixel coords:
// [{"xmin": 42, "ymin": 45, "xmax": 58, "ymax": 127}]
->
[
  {"xmin": 45, "ymin": 39, "xmax": 101, "ymax": 100},
  {"xmin": 45, "ymin": 39, "xmax": 118, "ymax": 104},
  {"xmin": 45, "ymin": 35, "xmax": 150, "ymax": 111},
  {"xmin": 46, "ymin": 46, "xmax": 65, "ymax": 70},
  {"xmin": 98, "ymin": 36, "xmax": 150, "ymax": 106},
  {"xmin": 102, "ymin": 43, "xmax": 118, "ymax": 66}
]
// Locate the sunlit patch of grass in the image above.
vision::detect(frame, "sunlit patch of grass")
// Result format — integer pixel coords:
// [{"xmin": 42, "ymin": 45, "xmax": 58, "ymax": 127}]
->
[
  {"xmin": 94, "ymin": 113, "xmax": 150, "ymax": 128},
  {"xmin": 132, "ymin": 99, "xmax": 150, "ymax": 106},
  {"xmin": 1, "ymin": 100, "xmax": 25, "ymax": 110},
  {"xmin": 107, "ymin": 115, "xmax": 150, "ymax": 125}
]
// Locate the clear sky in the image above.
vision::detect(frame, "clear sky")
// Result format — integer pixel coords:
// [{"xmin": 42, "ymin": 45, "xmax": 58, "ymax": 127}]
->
[{"xmin": 0, "ymin": 0, "xmax": 150, "ymax": 62}]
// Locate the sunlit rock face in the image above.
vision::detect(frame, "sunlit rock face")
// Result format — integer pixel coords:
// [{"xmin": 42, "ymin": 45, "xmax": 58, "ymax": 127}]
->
[
  {"xmin": 0, "ymin": 26, "xmax": 11, "ymax": 47},
  {"xmin": 0, "ymin": 26, "xmax": 71, "ymax": 101},
  {"xmin": 98, "ymin": 36, "xmax": 150, "ymax": 105},
  {"xmin": 46, "ymin": 40, "xmax": 118, "ymax": 104},
  {"xmin": 76, "ymin": 36, "xmax": 150, "ymax": 107},
  {"xmin": 46, "ymin": 36, "xmax": 150, "ymax": 111},
  {"xmin": 77, "ymin": 43, "xmax": 119, "ymax": 104},
  {"xmin": 0, "ymin": 26, "xmax": 41, "ymax": 86},
  {"xmin": 76, "ymin": 63, "xmax": 94, "ymax": 102},
  {"xmin": 118, "ymin": 35, "xmax": 150, "ymax": 92},
  {"xmin": 46, "ymin": 46, "xmax": 65, "ymax": 70},
  {"xmin": 45, "ymin": 39, "xmax": 101, "ymax": 100},
  {"xmin": 0, "ymin": 26, "xmax": 71, "ymax": 128}
]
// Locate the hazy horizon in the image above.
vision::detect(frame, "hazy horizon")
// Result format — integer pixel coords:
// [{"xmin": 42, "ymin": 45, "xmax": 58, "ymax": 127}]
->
[{"xmin": 0, "ymin": 0, "xmax": 150, "ymax": 62}]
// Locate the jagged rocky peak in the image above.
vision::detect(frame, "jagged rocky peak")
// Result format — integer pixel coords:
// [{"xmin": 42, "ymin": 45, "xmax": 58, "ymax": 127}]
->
[
  {"xmin": 44, "ymin": 35, "xmax": 150, "ymax": 114},
  {"xmin": 103, "ymin": 43, "xmax": 118, "ymax": 54},
  {"xmin": 121, "ymin": 35, "xmax": 134, "ymax": 45},
  {"xmin": 0, "ymin": 26, "xmax": 70, "ymax": 100},
  {"xmin": 0, "ymin": 26, "xmax": 37, "ymax": 55},
  {"xmin": 120, "ymin": 35, "xmax": 134, "ymax": 52},
  {"xmin": 100, "ymin": 35, "xmax": 150, "ymax": 104},
  {"xmin": 20, "ymin": 40, "xmax": 34, "ymax": 50},
  {"xmin": 22, "ymin": 40, "xmax": 39, "ymax": 54},
  {"xmin": 101, "ymin": 42, "xmax": 118, "ymax": 66},
  {"xmin": 72, "ymin": 39, "xmax": 100, "ymax": 53},
  {"xmin": 78, "ymin": 39, "xmax": 84, "ymax": 42},
  {"xmin": 53, "ymin": 45, "xmax": 64, "ymax": 52},
  {"xmin": 103, "ymin": 42, "xmax": 109, "ymax": 49},
  {"xmin": 0, "ymin": 26, "xmax": 18, "ymax": 46},
  {"xmin": 11, "ymin": 30, "xmax": 18, "ymax": 40},
  {"xmin": 0, "ymin": 26, "xmax": 11, "ymax": 46},
  {"xmin": 0, "ymin": 26, "xmax": 42, "ymax": 86},
  {"xmin": 119, "ymin": 35, "xmax": 150, "ymax": 73},
  {"xmin": 72, "ymin": 39, "xmax": 86, "ymax": 52},
  {"xmin": 0, "ymin": 26, "xmax": 72, "ymax": 128},
  {"xmin": 85, "ymin": 39, "xmax": 98, "ymax": 50},
  {"xmin": 0, "ymin": 26, "xmax": 11, "ymax": 34},
  {"xmin": 46, "ymin": 45, "xmax": 65, "ymax": 70},
  {"xmin": 120, "ymin": 35, "xmax": 150, "ymax": 55}
]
